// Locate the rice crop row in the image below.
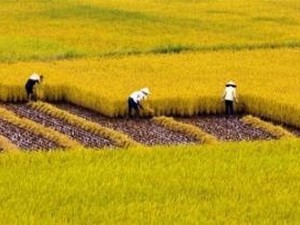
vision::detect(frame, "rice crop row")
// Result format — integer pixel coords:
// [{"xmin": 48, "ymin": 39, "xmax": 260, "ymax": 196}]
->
[
  {"xmin": 5, "ymin": 103, "xmax": 114, "ymax": 149},
  {"xmin": 242, "ymin": 115, "xmax": 295, "ymax": 139},
  {"xmin": 29, "ymin": 101, "xmax": 139, "ymax": 148},
  {"xmin": 1, "ymin": 103, "xmax": 283, "ymax": 149},
  {"xmin": 0, "ymin": 48, "xmax": 299, "ymax": 127},
  {"xmin": 0, "ymin": 135, "xmax": 18, "ymax": 152},
  {"xmin": 0, "ymin": 105, "xmax": 79, "ymax": 149},
  {"xmin": 152, "ymin": 116, "xmax": 218, "ymax": 144},
  {"xmin": 54, "ymin": 102, "xmax": 197, "ymax": 146}
]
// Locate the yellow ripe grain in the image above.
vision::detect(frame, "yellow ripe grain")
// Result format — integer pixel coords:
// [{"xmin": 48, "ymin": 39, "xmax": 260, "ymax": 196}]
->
[
  {"xmin": 0, "ymin": 48, "xmax": 299, "ymax": 127},
  {"xmin": 0, "ymin": 135, "xmax": 18, "ymax": 152},
  {"xmin": 242, "ymin": 115, "xmax": 295, "ymax": 139},
  {"xmin": 0, "ymin": 0, "xmax": 299, "ymax": 61},
  {"xmin": 30, "ymin": 101, "xmax": 140, "ymax": 148},
  {"xmin": 0, "ymin": 106, "xmax": 80, "ymax": 149},
  {"xmin": 152, "ymin": 116, "xmax": 218, "ymax": 144}
]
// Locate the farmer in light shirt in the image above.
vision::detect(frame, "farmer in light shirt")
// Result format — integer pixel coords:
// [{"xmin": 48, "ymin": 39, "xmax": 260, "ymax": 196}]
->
[
  {"xmin": 222, "ymin": 80, "xmax": 238, "ymax": 116},
  {"xmin": 128, "ymin": 87, "xmax": 150, "ymax": 118},
  {"xmin": 25, "ymin": 72, "xmax": 43, "ymax": 101}
]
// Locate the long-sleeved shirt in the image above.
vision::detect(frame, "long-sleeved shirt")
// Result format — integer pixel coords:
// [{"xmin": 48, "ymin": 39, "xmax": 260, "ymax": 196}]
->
[
  {"xmin": 223, "ymin": 86, "xmax": 237, "ymax": 101},
  {"xmin": 129, "ymin": 91, "xmax": 147, "ymax": 103}
]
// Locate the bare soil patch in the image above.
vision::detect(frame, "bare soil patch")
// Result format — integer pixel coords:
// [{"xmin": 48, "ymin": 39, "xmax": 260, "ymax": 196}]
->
[
  {"xmin": 179, "ymin": 115, "xmax": 276, "ymax": 141},
  {"xmin": 0, "ymin": 118, "xmax": 58, "ymax": 150},
  {"xmin": 4, "ymin": 104, "xmax": 113, "ymax": 149},
  {"xmin": 54, "ymin": 103, "xmax": 197, "ymax": 145},
  {"xmin": 1, "ymin": 102, "xmax": 292, "ymax": 150}
]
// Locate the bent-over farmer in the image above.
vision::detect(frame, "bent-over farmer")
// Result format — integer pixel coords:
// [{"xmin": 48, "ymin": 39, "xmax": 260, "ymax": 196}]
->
[
  {"xmin": 25, "ymin": 72, "xmax": 44, "ymax": 101},
  {"xmin": 128, "ymin": 87, "xmax": 150, "ymax": 118},
  {"xmin": 222, "ymin": 80, "xmax": 238, "ymax": 116}
]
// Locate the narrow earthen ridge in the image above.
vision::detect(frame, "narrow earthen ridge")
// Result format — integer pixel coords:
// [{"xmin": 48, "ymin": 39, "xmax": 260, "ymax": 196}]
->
[
  {"xmin": 0, "ymin": 135, "xmax": 18, "ymax": 152},
  {"xmin": 0, "ymin": 106, "xmax": 80, "ymax": 149},
  {"xmin": 241, "ymin": 115, "xmax": 295, "ymax": 139},
  {"xmin": 29, "ymin": 101, "xmax": 140, "ymax": 148},
  {"xmin": 152, "ymin": 116, "xmax": 219, "ymax": 144}
]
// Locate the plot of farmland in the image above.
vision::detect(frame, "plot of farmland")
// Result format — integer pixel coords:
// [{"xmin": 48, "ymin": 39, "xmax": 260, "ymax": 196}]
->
[
  {"xmin": 179, "ymin": 116, "xmax": 276, "ymax": 141},
  {"xmin": 54, "ymin": 103, "xmax": 197, "ymax": 146},
  {"xmin": 0, "ymin": 117, "xmax": 58, "ymax": 150},
  {"xmin": 3, "ymin": 103, "xmax": 113, "ymax": 149},
  {"xmin": 258, "ymin": 118, "xmax": 300, "ymax": 138},
  {"xmin": 0, "ymin": 102, "xmax": 297, "ymax": 150},
  {"xmin": 0, "ymin": 0, "xmax": 299, "ymax": 224},
  {"xmin": 55, "ymin": 103, "xmax": 278, "ymax": 143}
]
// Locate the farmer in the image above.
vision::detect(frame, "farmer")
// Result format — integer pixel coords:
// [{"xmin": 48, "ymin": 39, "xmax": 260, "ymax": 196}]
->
[
  {"xmin": 128, "ymin": 87, "xmax": 150, "ymax": 118},
  {"xmin": 222, "ymin": 80, "xmax": 238, "ymax": 116},
  {"xmin": 25, "ymin": 72, "xmax": 44, "ymax": 101}
]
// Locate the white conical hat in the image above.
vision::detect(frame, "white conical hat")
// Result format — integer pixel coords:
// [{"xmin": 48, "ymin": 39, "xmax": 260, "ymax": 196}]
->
[
  {"xmin": 29, "ymin": 72, "xmax": 42, "ymax": 81},
  {"xmin": 141, "ymin": 87, "xmax": 150, "ymax": 94},
  {"xmin": 226, "ymin": 80, "xmax": 236, "ymax": 87}
]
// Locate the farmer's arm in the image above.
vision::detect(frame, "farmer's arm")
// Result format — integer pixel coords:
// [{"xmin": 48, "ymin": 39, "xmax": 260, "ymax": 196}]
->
[
  {"xmin": 137, "ymin": 101, "xmax": 144, "ymax": 109},
  {"xmin": 233, "ymin": 89, "xmax": 238, "ymax": 103},
  {"xmin": 136, "ymin": 94, "xmax": 147, "ymax": 109}
]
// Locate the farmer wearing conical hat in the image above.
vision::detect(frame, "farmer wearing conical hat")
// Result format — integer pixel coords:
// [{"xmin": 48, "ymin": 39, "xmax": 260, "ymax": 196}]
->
[
  {"xmin": 128, "ymin": 87, "xmax": 150, "ymax": 118},
  {"xmin": 222, "ymin": 80, "xmax": 238, "ymax": 116},
  {"xmin": 25, "ymin": 72, "xmax": 44, "ymax": 101}
]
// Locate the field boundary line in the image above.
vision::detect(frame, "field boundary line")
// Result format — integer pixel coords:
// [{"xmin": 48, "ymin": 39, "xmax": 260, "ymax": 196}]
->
[
  {"xmin": 29, "ymin": 102, "xmax": 140, "ymax": 148},
  {"xmin": 152, "ymin": 116, "xmax": 218, "ymax": 144},
  {"xmin": 0, "ymin": 135, "xmax": 19, "ymax": 152},
  {"xmin": 101, "ymin": 41, "xmax": 300, "ymax": 57},
  {"xmin": 0, "ymin": 41, "xmax": 298, "ymax": 63},
  {"xmin": 241, "ymin": 115, "xmax": 295, "ymax": 139},
  {"xmin": 0, "ymin": 106, "xmax": 80, "ymax": 149}
]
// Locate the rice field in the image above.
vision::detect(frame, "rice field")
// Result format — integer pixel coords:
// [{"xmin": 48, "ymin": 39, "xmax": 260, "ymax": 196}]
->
[
  {"xmin": 0, "ymin": 0, "xmax": 299, "ymax": 224},
  {"xmin": 0, "ymin": 48, "xmax": 299, "ymax": 127},
  {"xmin": 1, "ymin": 102, "xmax": 288, "ymax": 150},
  {"xmin": 0, "ymin": 0, "xmax": 299, "ymax": 61},
  {"xmin": 0, "ymin": 141, "xmax": 299, "ymax": 224}
]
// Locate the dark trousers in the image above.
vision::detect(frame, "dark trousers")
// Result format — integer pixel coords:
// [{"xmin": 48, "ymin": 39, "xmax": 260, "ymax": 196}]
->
[
  {"xmin": 128, "ymin": 97, "xmax": 139, "ymax": 117},
  {"xmin": 25, "ymin": 79, "xmax": 38, "ymax": 97},
  {"xmin": 225, "ymin": 100, "xmax": 234, "ymax": 116},
  {"xmin": 25, "ymin": 80, "xmax": 34, "ymax": 95}
]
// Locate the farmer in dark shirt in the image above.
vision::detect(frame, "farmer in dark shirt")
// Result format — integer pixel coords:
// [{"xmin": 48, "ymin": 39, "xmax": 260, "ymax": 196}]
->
[{"xmin": 25, "ymin": 73, "xmax": 43, "ymax": 101}]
